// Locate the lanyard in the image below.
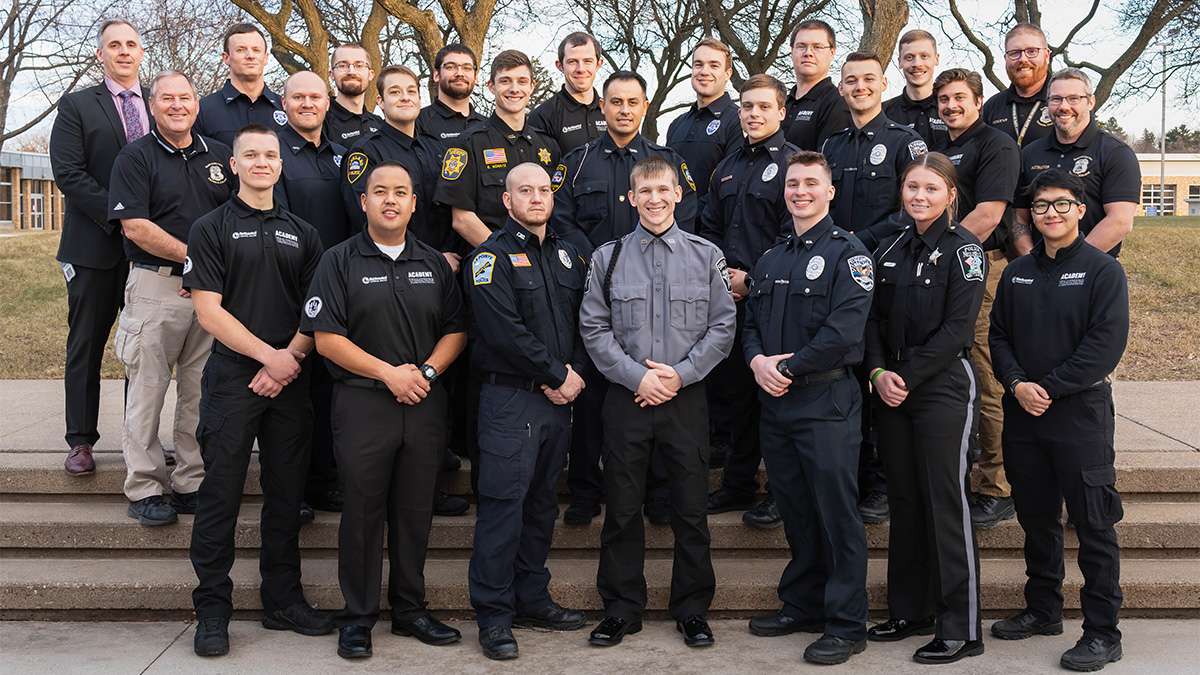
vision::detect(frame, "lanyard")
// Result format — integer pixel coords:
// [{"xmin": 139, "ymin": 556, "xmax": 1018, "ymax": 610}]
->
[{"xmin": 1012, "ymin": 100, "xmax": 1041, "ymax": 146}]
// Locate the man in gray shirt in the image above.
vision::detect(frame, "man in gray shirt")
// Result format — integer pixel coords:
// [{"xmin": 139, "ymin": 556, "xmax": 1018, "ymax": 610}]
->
[{"xmin": 579, "ymin": 156, "xmax": 736, "ymax": 649}]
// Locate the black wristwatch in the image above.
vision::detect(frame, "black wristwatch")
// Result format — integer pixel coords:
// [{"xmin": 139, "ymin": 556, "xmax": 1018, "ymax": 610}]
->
[
  {"xmin": 419, "ymin": 363, "xmax": 439, "ymax": 383},
  {"xmin": 776, "ymin": 360, "xmax": 793, "ymax": 378}
]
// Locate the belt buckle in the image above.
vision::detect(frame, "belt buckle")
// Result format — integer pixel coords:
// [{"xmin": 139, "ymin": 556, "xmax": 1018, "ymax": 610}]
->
[{"xmin": 157, "ymin": 265, "xmax": 173, "ymax": 277}]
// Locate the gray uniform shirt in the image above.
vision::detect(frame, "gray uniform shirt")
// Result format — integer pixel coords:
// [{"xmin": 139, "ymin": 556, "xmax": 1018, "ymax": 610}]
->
[{"xmin": 579, "ymin": 221, "xmax": 736, "ymax": 393}]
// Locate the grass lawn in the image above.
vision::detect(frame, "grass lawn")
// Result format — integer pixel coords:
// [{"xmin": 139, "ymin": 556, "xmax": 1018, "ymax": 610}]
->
[{"xmin": 1, "ymin": 223, "xmax": 1197, "ymax": 380}]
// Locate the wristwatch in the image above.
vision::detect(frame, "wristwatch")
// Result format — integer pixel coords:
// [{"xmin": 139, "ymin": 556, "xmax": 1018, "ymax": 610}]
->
[
  {"xmin": 419, "ymin": 363, "xmax": 439, "ymax": 383},
  {"xmin": 776, "ymin": 360, "xmax": 794, "ymax": 378}
]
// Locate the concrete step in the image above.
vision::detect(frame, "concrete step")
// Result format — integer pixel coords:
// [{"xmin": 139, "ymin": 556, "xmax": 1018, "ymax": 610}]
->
[
  {"xmin": 3, "ymin": 500, "xmax": 1198, "ymax": 557},
  {"xmin": 3, "ymin": 450, "xmax": 1198, "ymax": 499},
  {"xmin": 1, "ymin": 556, "xmax": 1196, "ymax": 617}
]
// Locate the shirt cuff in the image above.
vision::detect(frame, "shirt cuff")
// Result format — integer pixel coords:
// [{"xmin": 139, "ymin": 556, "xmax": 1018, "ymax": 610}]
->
[{"xmin": 673, "ymin": 360, "xmax": 699, "ymax": 388}]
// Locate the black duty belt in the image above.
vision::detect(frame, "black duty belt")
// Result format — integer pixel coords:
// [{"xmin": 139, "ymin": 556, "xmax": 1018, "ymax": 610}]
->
[
  {"xmin": 131, "ymin": 262, "xmax": 182, "ymax": 277},
  {"xmin": 892, "ymin": 347, "xmax": 970, "ymax": 362},
  {"xmin": 484, "ymin": 372, "xmax": 539, "ymax": 391},
  {"xmin": 790, "ymin": 367, "xmax": 849, "ymax": 389}
]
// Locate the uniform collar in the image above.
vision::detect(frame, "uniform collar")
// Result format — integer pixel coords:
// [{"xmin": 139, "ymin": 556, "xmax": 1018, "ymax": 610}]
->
[
  {"xmin": 151, "ymin": 128, "xmax": 209, "ymax": 158},
  {"xmin": 600, "ymin": 132, "xmax": 644, "ymax": 155},
  {"xmin": 330, "ymin": 98, "xmax": 370, "ymax": 121},
  {"xmin": 947, "ymin": 117, "xmax": 987, "ymax": 147},
  {"xmin": 1034, "ymin": 233, "xmax": 1086, "ymax": 266},
  {"xmin": 230, "ymin": 193, "xmax": 280, "ymax": 219},
  {"xmin": 433, "ymin": 97, "xmax": 479, "ymax": 120},
  {"xmin": 219, "ymin": 79, "xmax": 282, "ymax": 108},
  {"xmin": 353, "ymin": 228, "xmax": 415, "ymax": 259},
  {"xmin": 558, "ymin": 85, "xmax": 600, "ymax": 111},
  {"xmin": 912, "ymin": 212, "xmax": 952, "ymax": 251},
  {"xmin": 1004, "ymin": 78, "xmax": 1049, "ymax": 104},
  {"xmin": 380, "ymin": 121, "xmax": 416, "ymax": 148},
  {"xmin": 280, "ymin": 124, "xmax": 332, "ymax": 155},
  {"xmin": 636, "ymin": 221, "xmax": 681, "ymax": 250},
  {"xmin": 898, "ymin": 87, "xmax": 936, "ymax": 109},
  {"xmin": 790, "ymin": 77, "xmax": 835, "ymax": 102},
  {"xmin": 487, "ymin": 113, "xmax": 531, "ymax": 140},
  {"xmin": 692, "ymin": 92, "xmax": 734, "ymax": 117},
  {"xmin": 503, "ymin": 217, "xmax": 552, "ymax": 248},
  {"xmin": 788, "ymin": 215, "xmax": 834, "ymax": 249},
  {"xmin": 747, "ymin": 129, "xmax": 787, "ymax": 156},
  {"xmin": 1048, "ymin": 119, "xmax": 1100, "ymax": 151},
  {"xmin": 852, "ymin": 111, "xmax": 888, "ymax": 137}
]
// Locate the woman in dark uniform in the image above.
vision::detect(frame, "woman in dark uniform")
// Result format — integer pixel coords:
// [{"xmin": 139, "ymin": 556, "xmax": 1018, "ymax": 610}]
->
[{"xmin": 863, "ymin": 152, "xmax": 987, "ymax": 665}]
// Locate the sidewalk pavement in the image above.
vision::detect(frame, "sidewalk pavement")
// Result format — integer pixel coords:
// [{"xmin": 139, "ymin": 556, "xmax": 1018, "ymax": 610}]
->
[
  {"xmin": 1, "ymin": 379, "xmax": 1196, "ymax": 454},
  {"xmin": 3, "ymin": 619, "xmax": 1196, "ymax": 674}
]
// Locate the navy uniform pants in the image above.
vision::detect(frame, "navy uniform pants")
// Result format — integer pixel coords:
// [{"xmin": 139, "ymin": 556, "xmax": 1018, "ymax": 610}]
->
[
  {"xmin": 1003, "ymin": 384, "xmax": 1123, "ymax": 643},
  {"xmin": 597, "ymin": 383, "xmax": 714, "ymax": 621},
  {"xmin": 716, "ymin": 305, "xmax": 763, "ymax": 499},
  {"xmin": 469, "ymin": 383, "xmax": 571, "ymax": 628},
  {"xmin": 332, "ymin": 382, "xmax": 445, "ymax": 627},
  {"xmin": 190, "ymin": 352, "xmax": 311, "ymax": 619},
  {"xmin": 875, "ymin": 357, "xmax": 982, "ymax": 641},
  {"xmin": 303, "ymin": 353, "xmax": 338, "ymax": 499},
  {"xmin": 760, "ymin": 375, "xmax": 868, "ymax": 641}
]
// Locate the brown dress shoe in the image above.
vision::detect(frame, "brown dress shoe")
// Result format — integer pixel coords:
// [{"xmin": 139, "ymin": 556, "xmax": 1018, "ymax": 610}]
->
[{"xmin": 65, "ymin": 444, "xmax": 96, "ymax": 476}]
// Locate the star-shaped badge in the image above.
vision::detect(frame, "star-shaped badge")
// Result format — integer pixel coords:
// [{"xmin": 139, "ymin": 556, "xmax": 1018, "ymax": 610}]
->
[
  {"xmin": 929, "ymin": 248, "xmax": 942, "ymax": 265},
  {"xmin": 538, "ymin": 147, "xmax": 551, "ymax": 165}
]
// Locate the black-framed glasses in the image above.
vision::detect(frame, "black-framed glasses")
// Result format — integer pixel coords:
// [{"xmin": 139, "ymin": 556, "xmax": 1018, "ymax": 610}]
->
[
  {"xmin": 1048, "ymin": 94, "xmax": 1091, "ymax": 106},
  {"xmin": 1005, "ymin": 47, "xmax": 1045, "ymax": 61},
  {"xmin": 1031, "ymin": 198, "xmax": 1083, "ymax": 215}
]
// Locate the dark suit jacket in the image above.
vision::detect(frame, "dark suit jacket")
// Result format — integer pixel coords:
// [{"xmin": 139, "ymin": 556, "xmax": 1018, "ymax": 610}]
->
[{"xmin": 50, "ymin": 82, "xmax": 151, "ymax": 269}]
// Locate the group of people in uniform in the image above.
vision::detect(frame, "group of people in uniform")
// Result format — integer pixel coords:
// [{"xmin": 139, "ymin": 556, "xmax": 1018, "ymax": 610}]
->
[{"xmin": 49, "ymin": 15, "xmax": 1136, "ymax": 672}]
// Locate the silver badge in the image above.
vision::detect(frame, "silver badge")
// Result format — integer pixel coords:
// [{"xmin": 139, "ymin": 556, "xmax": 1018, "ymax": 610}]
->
[
  {"xmin": 1072, "ymin": 156, "xmax": 1091, "ymax": 176},
  {"xmin": 706, "ymin": 119, "xmax": 721, "ymax": 135},
  {"xmin": 806, "ymin": 255, "xmax": 825, "ymax": 280},
  {"xmin": 908, "ymin": 139, "xmax": 928, "ymax": 159},
  {"xmin": 761, "ymin": 163, "xmax": 778, "ymax": 182},
  {"xmin": 333, "ymin": 154, "xmax": 343, "ymax": 167},
  {"xmin": 869, "ymin": 144, "xmax": 887, "ymax": 165},
  {"xmin": 559, "ymin": 248, "xmax": 573, "ymax": 269},
  {"xmin": 273, "ymin": 110, "xmax": 287, "ymax": 126}
]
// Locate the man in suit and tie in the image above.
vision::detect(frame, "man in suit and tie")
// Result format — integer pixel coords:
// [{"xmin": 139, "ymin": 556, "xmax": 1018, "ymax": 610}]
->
[{"xmin": 50, "ymin": 18, "xmax": 150, "ymax": 476}]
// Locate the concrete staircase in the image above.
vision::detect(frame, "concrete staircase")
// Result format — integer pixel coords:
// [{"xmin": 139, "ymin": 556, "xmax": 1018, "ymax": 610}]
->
[{"xmin": 2, "ymin": 443, "xmax": 1199, "ymax": 620}]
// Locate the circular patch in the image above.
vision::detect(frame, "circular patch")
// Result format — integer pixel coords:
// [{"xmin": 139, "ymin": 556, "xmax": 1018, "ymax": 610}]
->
[
  {"xmin": 806, "ymin": 255, "xmax": 825, "ymax": 280},
  {"xmin": 304, "ymin": 296, "xmax": 322, "ymax": 318},
  {"xmin": 273, "ymin": 110, "xmax": 288, "ymax": 126},
  {"xmin": 1071, "ymin": 156, "xmax": 1091, "ymax": 176},
  {"xmin": 761, "ymin": 163, "xmax": 778, "ymax": 182},
  {"xmin": 706, "ymin": 119, "xmax": 721, "ymax": 135},
  {"xmin": 559, "ymin": 249, "xmax": 573, "ymax": 269},
  {"xmin": 869, "ymin": 144, "xmax": 887, "ymax": 166},
  {"xmin": 205, "ymin": 162, "xmax": 227, "ymax": 184},
  {"xmin": 182, "ymin": 256, "xmax": 193, "ymax": 275},
  {"xmin": 1038, "ymin": 106, "xmax": 1053, "ymax": 126}
]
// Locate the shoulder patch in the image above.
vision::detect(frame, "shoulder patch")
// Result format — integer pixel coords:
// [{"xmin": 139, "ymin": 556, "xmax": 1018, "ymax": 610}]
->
[
  {"xmin": 441, "ymin": 147, "xmax": 468, "ymax": 181},
  {"xmin": 957, "ymin": 244, "xmax": 985, "ymax": 282},
  {"xmin": 681, "ymin": 161, "xmax": 696, "ymax": 192},
  {"xmin": 551, "ymin": 163, "xmax": 567, "ymax": 192},
  {"xmin": 715, "ymin": 256, "xmax": 731, "ymax": 292},
  {"xmin": 346, "ymin": 151, "xmax": 369, "ymax": 184},
  {"xmin": 908, "ymin": 139, "xmax": 929, "ymax": 160},
  {"xmin": 472, "ymin": 252, "xmax": 496, "ymax": 285},
  {"xmin": 304, "ymin": 296, "xmax": 322, "ymax": 318},
  {"xmin": 847, "ymin": 254, "xmax": 874, "ymax": 292}
]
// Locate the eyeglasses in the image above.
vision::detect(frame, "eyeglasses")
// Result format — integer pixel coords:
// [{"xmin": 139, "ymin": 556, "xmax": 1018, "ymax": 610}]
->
[
  {"xmin": 793, "ymin": 43, "xmax": 832, "ymax": 54},
  {"xmin": 1031, "ymin": 198, "xmax": 1083, "ymax": 215},
  {"xmin": 333, "ymin": 61, "xmax": 371, "ymax": 72},
  {"xmin": 1047, "ymin": 94, "xmax": 1091, "ymax": 106},
  {"xmin": 1005, "ymin": 47, "xmax": 1045, "ymax": 60},
  {"xmin": 440, "ymin": 63, "xmax": 476, "ymax": 74}
]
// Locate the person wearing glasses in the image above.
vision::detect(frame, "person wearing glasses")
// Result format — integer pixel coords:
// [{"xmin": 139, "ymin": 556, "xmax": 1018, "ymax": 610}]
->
[
  {"xmin": 988, "ymin": 169, "xmax": 1128, "ymax": 673},
  {"xmin": 416, "ymin": 44, "xmax": 487, "ymax": 153},
  {"xmin": 323, "ymin": 43, "xmax": 382, "ymax": 146},
  {"xmin": 981, "ymin": 23, "xmax": 1054, "ymax": 149},
  {"xmin": 1012, "ymin": 69, "xmax": 1140, "ymax": 257},
  {"xmin": 783, "ymin": 19, "xmax": 850, "ymax": 152}
]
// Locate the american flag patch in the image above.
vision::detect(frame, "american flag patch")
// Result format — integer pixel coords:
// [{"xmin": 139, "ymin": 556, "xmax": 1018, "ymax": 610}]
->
[
  {"xmin": 484, "ymin": 148, "xmax": 507, "ymax": 165},
  {"xmin": 509, "ymin": 253, "xmax": 531, "ymax": 267}
]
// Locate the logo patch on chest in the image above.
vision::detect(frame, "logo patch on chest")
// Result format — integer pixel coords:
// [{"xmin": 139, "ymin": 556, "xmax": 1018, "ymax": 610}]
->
[
  {"xmin": 408, "ymin": 270, "xmax": 435, "ymax": 285},
  {"xmin": 559, "ymin": 249, "xmax": 573, "ymax": 269},
  {"xmin": 273, "ymin": 110, "xmax": 288, "ymax": 126},
  {"xmin": 706, "ymin": 119, "xmax": 721, "ymax": 135},
  {"xmin": 206, "ymin": 162, "xmax": 227, "ymax": 184},
  {"xmin": 1059, "ymin": 271, "xmax": 1086, "ymax": 287},
  {"xmin": 509, "ymin": 253, "xmax": 531, "ymax": 267},
  {"xmin": 484, "ymin": 147, "xmax": 508, "ymax": 167},
  {"xmin": 274, "ymin": 229, "xmax": 299, "ymax": 248},
  {"xmin": 1071, "ymin": 156, "xmax": 1092, "ymax": 177},
  {"xmin": 869, "ymin": 144, "xmax": 887, "ymax": 165},
  {"xmin": 761, "ymin": 163, "xmax": 778, "ymax": 182},
  {"xmin": 806, "ymin": 255, "xmax": 825, "ymax": 280}
]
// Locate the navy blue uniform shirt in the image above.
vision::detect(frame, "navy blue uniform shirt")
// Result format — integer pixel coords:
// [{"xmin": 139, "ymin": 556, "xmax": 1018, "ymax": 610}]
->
[
  {"xmin": 884, "ymin": 89, "xmax": 949, "ymax": 149},
  {"xmin": 528, "ymin": 86, "xmax": 607, "ymax": 155},
  {"xmin": 416, "ymin": 99, "xmax": 487, "ymax": 155},
  {"xmin": 323, "ymin": 99, "xmax": 382, "ymax": 147},
  {"xmin": 784, "ymin": 78, "xmax": 851, "ymax": 152},
  {"xmin": 981, "ymin": 79, "xmax": 1053, "ymax": 148},
  {"xmin": 941, "ymin": 118, "xmax": 1021, "ymax": 252},
  {"xmin": 274, "ymin": 124, "xmax": 351, "ymax": 249},
  {"xmin": 665, "ymin": 92, "xmax": 744, "ymax": 202},
  {"xmin": 195, "ymin": 80, "xmax": 286, "ymax": 146}
]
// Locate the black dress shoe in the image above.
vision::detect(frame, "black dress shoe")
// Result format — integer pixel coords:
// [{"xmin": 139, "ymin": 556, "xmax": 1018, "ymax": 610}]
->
[
  {"xmin": 170, "ymin": 490, "xmax": 198, "ymax": 514},
  {"xmin": 990, "ymin": 609, "xmax": 1063, "ymax": 640},
  {"xmin": 588, "ymin": 616, "xmax": 642, "ymax": 646},
  {"xmin": 308, "ymin": 488, "xmax": 344, "ymax": 513},
  {"xmin": 1060, "ymin": 636, "xmax": 1122, "ymax": 671},
  {"xmin": 262, "ymin": 602, "xmax": 334, "ymax": 636},
  {"xmin": 479, "ymin": 625, "xmax": 518, "ymax": 660},
  {"xmin": 514, "ymin": 602, "xmax": 586, "ymax": 631},
  {"xmin": 127, "ymin": 495, "xmax": 178, "ymax": 527},
  {"xmin": 867, "ymin": 617, "xmax": 936, "ymax": 642},
  {"xmin": 434, "ymin": 492, "xmax": 470, "ymax": 516},
  {"xmin": 742, "ymin": 496, "xmax": 783, "ymax": 529},
  {"xmin": 391, "ymin": 613, "xmax": 462, "ymax": 645},
  {"xmin": 858, "ymin": 491, "xmax": 889, "ymax": 524},
  {"xmin": 913, "ymin": 637, "xmax": 984, "ymax": 664},
  {"xmin": 676, "ymin": 615, "xmax": 715, "ymax": 647},
  {"xmin": 337, "ymin": 625, "xmax": 372, "ymax": 659},
  {"xmin": 749, "ymin": 612, "xmax": 824, "ymax": 637},
  {"xmin": 706, "ymin": 488, "xmax": 757, "ymax": 514},
  {"xmin": 804, "ymin": 634, "xmax": 867, "ymax": 665},
  {"xmin": 563, "ymin": 501, "xmax": 601, "ymax": 525},
  {"xmin": 193, "ymin": 617, "xmax": 229, "ymax": 657},
  {"xmin": 299, "ymin": 502, "xmax": 315, "ymax": 524},
  {"xmin": 970, "ymin": 494, "xmax": 1016, "ymax": 529},
  {"xmin": 644, "ymin": 502, "xmax": 671, "ymax": 526}
]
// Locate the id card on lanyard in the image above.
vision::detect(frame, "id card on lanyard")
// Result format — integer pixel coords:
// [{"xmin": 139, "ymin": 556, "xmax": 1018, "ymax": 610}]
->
[{"xmin": 1012, "ymin": 101, "xmax": 1041, "ymax": 146}]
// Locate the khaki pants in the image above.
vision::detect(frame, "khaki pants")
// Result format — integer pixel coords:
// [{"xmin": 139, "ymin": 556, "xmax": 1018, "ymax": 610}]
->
[
  {"xmin": 113, "ymin": 266, "xmax": 212, "ymax": 501},
  {"xmin": 970, "ymin": 251, "xmax": 1009, "ymax": 498}
]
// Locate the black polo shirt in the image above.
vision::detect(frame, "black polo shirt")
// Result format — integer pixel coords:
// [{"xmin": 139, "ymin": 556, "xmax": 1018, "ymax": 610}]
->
[
  {"xmin": 549, "ymin": 132, "xmax": 698, "ymax": 257},
  {"xmin": 434, "ymin": 114, "xmax": 560, "ymax": 232},
  {"xmin": 822, "ymin": 111, "xmax": 926, "ymax": 251},
  {"xmin": 274, "ymin": 125, "xmax": 351, "ymax": 249},
  {"xmin": 942, "ymin": 119, "xmax": 1021, "ymax": 251},
  {"xmin": 884, "ymin": 89, "xmax": 949, "ymax": 149},
  {"xmin": 340, "ymin": 123, "xmax": 451, "ymax": 251},
  {"xmin": 528, "ymin": 86, "xmax": 607, "ymax": 155},
  {"xmin": 322, "ymin": 99, "xmax": 382, "ymax": 147},
  {"xmin": 783, "ymin": 77, "xmax": 851, "ymax": 151},
  {"xmin": 698, "ymin": 129, "xmax": 796, "ymax": 271},
  {"xmin": 981, "ymin": 78, "xmax": 1053, "ymax": 148},
  {"xmin": 1014, "ymin": 120, "xmax": 1141, "ymax": 256},
  {"xmin": 466, "ymin": 218, "xmax": 588, "ymax": 387},
  {"xmin": 107, "ymin": 130, "xmax": 234, "ymax": 273},
  {"xmin": 195, "ymin": 80, "xmax": 286, "ymax": 147},
  {"xmin": 666, "ymin": 93, "xmax": 744, "ymax": 201},
  {"xmin": 300, "ymin": 230, "xmax": 466, "ymax": 385},
  {"xmin": 184, "ymin": 195, "xmax": 324, "ymax": 357},
  {"xmin": 416, "ymin": 99, "xmax": 487, "ymax": 152}
]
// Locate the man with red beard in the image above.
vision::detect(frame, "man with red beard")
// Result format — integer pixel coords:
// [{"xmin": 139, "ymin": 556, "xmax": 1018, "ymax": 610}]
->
[{"xmin": 981, "ymin": 23, "xmax": 1055, "ymax": 149}]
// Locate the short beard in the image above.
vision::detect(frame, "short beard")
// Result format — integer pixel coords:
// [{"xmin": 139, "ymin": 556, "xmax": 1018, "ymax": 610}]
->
[
  {"xmin": 439, "ymin": 79, "xmax": 472, "ymax": 101},
  {"xmin": 336, "ymin": 79, "xmax": 365, "ymax": 97}
]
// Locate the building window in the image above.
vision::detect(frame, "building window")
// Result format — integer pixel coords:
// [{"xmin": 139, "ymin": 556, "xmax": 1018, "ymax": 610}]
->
[
  {"xmin": 1189, "ymin": 184, "xmax": 1200, "ymax": 201},
  {"xmin": 0, "ymin": 169, "xmax": 11, "ymax": 224},
  {"xmin": 1142, "ymin": 183, "xmax": 1176, "ymax": 216}
]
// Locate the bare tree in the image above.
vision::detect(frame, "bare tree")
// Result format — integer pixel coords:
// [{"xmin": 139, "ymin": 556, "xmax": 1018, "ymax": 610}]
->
[
  {"xmin": 700, "ymin": 0, "xmax": 837, "ymax": 87},
  {"xmin": 132, "ymin": 0, "xmax": 245, "ymax": 95},
  {"xmin": 0, "ymin": 0, "xmax": 106, "ymax": 151},
  {"xmin": 858, "ymin": 0, "xmax": 910, "ymax": 62}
]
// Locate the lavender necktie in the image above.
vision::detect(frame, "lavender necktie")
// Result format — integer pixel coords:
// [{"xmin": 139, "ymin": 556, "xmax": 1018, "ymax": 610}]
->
[{"xmin": 117, "ymin": 90, "xmax": 146, "ymax": 142}]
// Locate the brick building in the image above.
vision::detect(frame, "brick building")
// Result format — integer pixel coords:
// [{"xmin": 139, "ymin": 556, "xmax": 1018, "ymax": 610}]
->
[
  {"xmin": 0, "ymin": 151, "xmax": 65, "ymax": 232},
  {"xmin": 1138, "ymin": 153, "xmax": 1200, "ymax": 217}
]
